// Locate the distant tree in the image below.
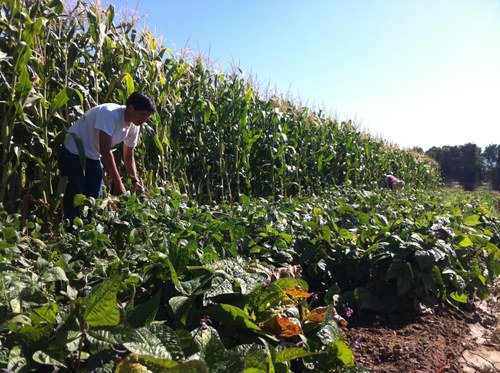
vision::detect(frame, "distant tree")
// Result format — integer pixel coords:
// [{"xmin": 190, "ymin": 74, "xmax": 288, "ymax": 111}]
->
[
  {"xmin": 426, "ymin": 144, "xmax": 484, "ymax": 190},
  {"xmin": 483, "ymin": 144, "xmax": 500, "ymax": 190},
  {"xmin": 426, "ymin": 146, "xmax": 462, "ymax": 181},
  {"xmin": 412, "ymin": 146, "xmax": 424, "ymax": 153},
  {"xmin": 458, "ymin": 143, "xmax": 482, "ymax": 190}
]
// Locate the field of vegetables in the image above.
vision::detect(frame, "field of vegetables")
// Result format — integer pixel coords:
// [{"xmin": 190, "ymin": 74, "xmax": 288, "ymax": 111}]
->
[
  {"xmin": 1, "ymin": 1, "xmax": 499, "ymax": 372},
  {"xmin": 1, "ymin": 187, "xmax": 498, "ymax": 371}
]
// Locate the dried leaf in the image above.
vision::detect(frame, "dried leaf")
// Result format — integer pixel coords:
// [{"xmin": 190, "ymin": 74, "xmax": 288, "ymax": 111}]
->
[
  {"xmin": 284, "ymin": 287, "xmax": 311, "ymax": 299},
  {"xmin": 304, "ymin": 306, "xmax": 329, "ymax": 323}
]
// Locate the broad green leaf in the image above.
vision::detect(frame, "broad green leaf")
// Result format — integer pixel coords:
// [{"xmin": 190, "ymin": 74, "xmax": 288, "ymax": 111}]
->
[
  {"xmin": 431, "ymin": 265, "xmax": 444, "ymax": 287},
  {"xmin": 19, "ymin": 323, "xmax": 54, "ymax": 347},
  {"xmin": 13, "ymin": 44, "xmax": 30, "ymax": 73},
  {"xmin": 146, "ymin": 324, "xmax": 185, "ymax": 361},
  {"xmin": 84, "ymin": 349, "xmax": 117, "ymax": 373},
  {"xmin": 385, "ymin": 260, "xmax": 404, "ymax": 280},
  {"xmin": 127, "ymin": 290, "xmax": 161, "ymax": 328},
  {"xmin": 168, "ymin": 296, "xmax": 193, "ymax": 325},
  {"xmin": 240, "ymin": 344, "xmax": 268, "ymax": 370},
  {"xmin": 244, "ymin": 368, "xmax": 268, "ymax": 373},
  {"xmin": 463, "ymin": 214, "xmax": 481, "ymax": 226},
  {"xmin": 166, "ymin": 257, "xmax": 180, "ymax": 288},
  {"xmin": 176, "ymin": 274, "xmax": 212, "ymax": 296},
  {"xmin": 83, "ymin": 279, "xmax": 120, "ymax": 327},
  {"xmin": 443, "ymin": 269, "xmax": 466, "ymax": 290},
  {"xmin": 8, "ymin": 346, "xmax": 27, "ymax": 371},
  {"xmin": 32, "ymin": 350, "xmax": 67, "ymax": 368},
  {"xmin": 123, "ymin": 73, "xmax": 135, "ymax": 96},
  {"xmin": 240, "ymin": 193, "xmax": 250, "ymax": 207},
  {"xmin": 115, "ymin": 358, "xmax": 150, "ymax": 373},
  {"xmin": 176, "ymin": 329, "xmax": 199, "ymax": 357},
  {"xmin": 397, "ymin": 275, "xmax": 412, "ymax": 296},
  {"xmin": 123, "ymin": 327, "xmax": 173, "ymax": 364},
  {"xmin": 87, "ymin": 325, "xmax": 138, "ymax": 346},
  {"xmin": 321, "ymin": 225, "xmax": 331, "ymax": 244},
  {"xmin": 204, "ymin": 277, "xmax": 234, "ymax": 299},
  {"xmin": 332, "ymin": 340, "xmax": 354, "ymax": 366},
  {"xmin": 49, "ymin": 88, "xmax": 70, "ymax": 114},
  {"xmin": 193, "ymin": 327, "xmax": 244, "ymax": 372},
  {"xmin": 208, "ymin": 304, "xmax": 262, "ymax": 334},
  {"xmin": 41, "ymin": 267, "xmax": 68, "ymax": 282},
  {"xmin": 421, "ymin": 271, "xmax": 438, "ymax": 294},
  {"xmin": 105, "ymin": 3, "xmax": 115, "ymax": 28},
  {"xmin": 337, "ymin": 228, "xmax": 353, "ymax": 240},
  {"xmin": 415, "ymin": 250, "xmax": 435, "ymax": 270},
  {"xmin": 1, "ymin": 226, "xmax": 18, "ymax": 243},
  {"xmin": 275, "ymin": 347, "xmax": 319, "ymax": 363},
  {"xmin": 18, "ymin": 304, "xmax": 60, "ymax": 347},
  {"xmin": 458, "ymin": 235, "xmax": 473, "ymax": 247},
  {"xmin": 250, "ymin": 278, "xmax": 308, "ymax": 314},
  {"xmin": 193, "ymin": 326, "xmax": 226, "ymax": 357},
  {"xmin": 73, "ymin": 193, "xmax": 86, "ymax": 207},
  {"xmin": 6, "ymin": 314, "xmax": 32, "ymax": 330},
  {"xmin": 450, "ymin": 291, "xmax": 468, "ymax": 303},
  {"xmin": 374, "ymin": 213, "xmax": 389, "ymax": 228},
  {"xmin": 30, "ymin": 303, "xmax": 59, "ymax": 324},
  {"xmin": 317, "ymin": 323, "xmax": 340, "ymax": 344},
  {"xmin": 453, "ymin": 206, "xmax": 462, "ymax": 217},
  {"xmin": 153, "ymin": 134, "xmax": 164, "ymax": 154},
  {"xmin": 16, "ymin": 68, "xmax": 32, "ymax": 97}
]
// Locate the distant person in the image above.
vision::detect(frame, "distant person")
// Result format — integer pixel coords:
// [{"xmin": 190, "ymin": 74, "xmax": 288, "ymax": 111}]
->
[
  {"xmin": 59, "ymin": 91, "xmax": 156, "ymax": 225},
  {"xmin": 380, "ymin": 174, "xmax": 405, "ymax": 190}
]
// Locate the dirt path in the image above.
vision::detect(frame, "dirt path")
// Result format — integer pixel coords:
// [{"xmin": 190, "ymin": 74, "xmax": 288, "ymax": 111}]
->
[
  {"xmin": 348, "ymin": 288, "xmax": 499, "ymax": 372},
  {"xmin": 457, "ymin": 296, "xmax": 499, "ymax": 372}
]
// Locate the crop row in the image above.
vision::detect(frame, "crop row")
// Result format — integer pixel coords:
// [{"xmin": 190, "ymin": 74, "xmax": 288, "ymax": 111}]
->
[
  {"xmin": 0, "ymin": 187, "xmax": 498, "ymax": 371},
  {"xmin": 1, "ymin": 0, "xmax": 440, "ymax": 222}
]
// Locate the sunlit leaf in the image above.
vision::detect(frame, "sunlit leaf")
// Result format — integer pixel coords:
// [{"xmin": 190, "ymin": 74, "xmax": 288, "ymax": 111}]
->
[
  {"xmin": 83, "ymin": 279, "xmax": 120, "ymax": 327},
  {"xmin": 284, "ymin": 287, "xmax": 312, "ymax": 299},
  {"xmin": 463, "ymin": 214, "xmax": 481, "ymax": 226},
  {"xmin": 303, "ymin": 306, "xmax": 329, "ymax": 323}
]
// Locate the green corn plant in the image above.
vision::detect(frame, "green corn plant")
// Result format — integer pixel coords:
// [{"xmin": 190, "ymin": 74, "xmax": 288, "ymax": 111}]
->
[{"xmin": 1, "ymin": 0, "xmax": 443, "ymax": 216}]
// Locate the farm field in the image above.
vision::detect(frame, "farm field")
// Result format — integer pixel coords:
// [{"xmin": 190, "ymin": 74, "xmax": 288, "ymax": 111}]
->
[
  {"xmin": 1, "ymin": 1, "xmax": 499, "ymax": 371},
  {"xmin": 1, "ymin": 186, "xmax": 498, "ymax": 372}
]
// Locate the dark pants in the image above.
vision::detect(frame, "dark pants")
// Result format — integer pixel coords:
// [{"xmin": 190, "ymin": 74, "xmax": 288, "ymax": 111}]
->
[{"xmin": 59, "ymin": 145, "xmax": 103, "ymax": 224}]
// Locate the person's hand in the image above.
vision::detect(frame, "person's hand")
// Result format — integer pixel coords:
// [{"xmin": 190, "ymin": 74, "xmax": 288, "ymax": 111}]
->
[
  {"xmin": 113, "ymin": 181, "xmax": 126, "ymax": 196},
  {"xmin": 132, "ymin": 179, "xmax": 146, "ymax": 194}
]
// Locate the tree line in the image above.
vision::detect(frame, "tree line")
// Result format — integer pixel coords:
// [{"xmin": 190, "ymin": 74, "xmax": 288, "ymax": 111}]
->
[{"xmin": 414, "ymin": 144, "xmax": 500, "ymax": 191}]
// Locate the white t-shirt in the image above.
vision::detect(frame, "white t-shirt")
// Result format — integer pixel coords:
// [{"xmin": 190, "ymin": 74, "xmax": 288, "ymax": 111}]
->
[{"xmin": 63, "ymin": 103, "xmax": 140, "ymax": 160}]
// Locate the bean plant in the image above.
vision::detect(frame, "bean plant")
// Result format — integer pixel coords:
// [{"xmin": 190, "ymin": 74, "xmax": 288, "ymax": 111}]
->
[{"xmin": 0, "ymin": 186, "xmax": 498, "ymax": 371}]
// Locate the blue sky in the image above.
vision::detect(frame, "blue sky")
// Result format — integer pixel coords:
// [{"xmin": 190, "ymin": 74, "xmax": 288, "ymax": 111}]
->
[{"xmin": 103, "ymin": 0, "xmax": 500, "ymax": 151}]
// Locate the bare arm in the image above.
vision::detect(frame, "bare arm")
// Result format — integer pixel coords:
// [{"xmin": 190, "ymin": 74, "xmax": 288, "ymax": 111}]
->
[
  {"xmin": 99, "ymin": 131, "xmax": 126, "ymax": 195},
  {"xmin": 123, "ymin": 144, "xmax": 145, "ymax": 193}
]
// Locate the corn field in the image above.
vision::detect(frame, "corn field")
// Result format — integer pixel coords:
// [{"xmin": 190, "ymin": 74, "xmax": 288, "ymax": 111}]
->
[{"xmin": 0, "ymin": 0, "xmax": 441, "ymax": 222}]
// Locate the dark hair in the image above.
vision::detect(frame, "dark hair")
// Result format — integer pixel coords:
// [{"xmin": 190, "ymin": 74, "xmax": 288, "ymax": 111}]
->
[{"xmin": 126, "ymin": 91, "xmax": 156, "ymax": 113}]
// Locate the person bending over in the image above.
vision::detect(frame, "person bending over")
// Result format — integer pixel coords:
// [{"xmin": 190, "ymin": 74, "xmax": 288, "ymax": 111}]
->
[
  {"xmin": 380, "ymin": 174, "xmax": 405, "ymax": 190},
  {"xmin": 59, "ymin": 91, "xmax": 156, "ymax": 224}
]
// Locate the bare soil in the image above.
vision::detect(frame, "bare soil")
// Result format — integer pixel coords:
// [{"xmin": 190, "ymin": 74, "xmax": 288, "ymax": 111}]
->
[{"xmin": 347, "ymin": 291, "xmax": 499, "ymax": 372}]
